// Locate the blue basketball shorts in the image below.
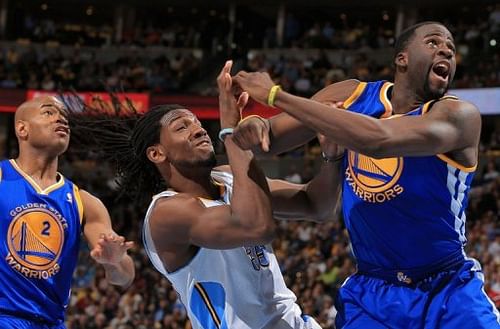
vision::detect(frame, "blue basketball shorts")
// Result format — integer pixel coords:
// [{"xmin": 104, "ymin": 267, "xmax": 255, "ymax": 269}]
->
[
  {"xmin": 0, "ymin": 314, "xmax": 65, "ymax": 329},
  {"xmin": 335, "ymin": 259, "xmax": 500, "ymax": 329}
]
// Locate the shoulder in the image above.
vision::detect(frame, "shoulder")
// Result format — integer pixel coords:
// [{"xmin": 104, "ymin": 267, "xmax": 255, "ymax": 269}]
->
[
  {"xmin": 311, "ymin": 79, "xmax": 361, "ymax": 103},
  {"xmin": 430, "ymin": 98, "xmax": 481, "ymax": 124},
  {"xmin": 79, "ymin": 189, "xmax": 102, "ymax": 205},
  {"xmin": 147, "ymin": 193, "xmax": 206, "ymax": 243},
  {"xmin": 78, "ymin": 189, "xmax": 108, "ymax": 217},
  {"xmin": 149, "ymin": 193, "xmax": 205, "ymax": 224}
]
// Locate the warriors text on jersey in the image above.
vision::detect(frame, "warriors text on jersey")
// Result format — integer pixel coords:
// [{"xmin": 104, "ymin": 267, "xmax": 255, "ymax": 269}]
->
[
  {"xmin": 341, "ymin": 80, "xmax": 475, "ymax": 281},
  {"xmin": 0, "ymin": 159, "xmax": 83, "ymax": 325}
]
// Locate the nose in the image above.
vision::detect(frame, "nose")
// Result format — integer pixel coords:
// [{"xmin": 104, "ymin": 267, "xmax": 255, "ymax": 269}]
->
[
  {"xmin": 192, "ymin": 125, "xmax": 207, "ymax": 139},
  {"xmin": 54, "ymin": 112, "xmax": 69, "ymax": 127},
  {"xmin": 437, "ymin": 46, "xmax": 453, "ymax": 59}
]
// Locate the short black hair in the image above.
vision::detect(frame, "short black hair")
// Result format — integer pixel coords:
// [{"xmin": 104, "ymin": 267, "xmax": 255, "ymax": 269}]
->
[{"xmin": 394, "ymin": 21, "xmax": 446, "ymax": 58}]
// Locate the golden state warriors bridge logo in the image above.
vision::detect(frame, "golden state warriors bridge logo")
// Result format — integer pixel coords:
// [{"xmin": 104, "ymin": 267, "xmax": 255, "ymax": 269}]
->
[
  {"xmin": 345, "ymin": 151, "xmax": 404, "ymax": 203},
  {"xmin": 6, "ymin": 204, "xmax": 67, "ymax": 279}
]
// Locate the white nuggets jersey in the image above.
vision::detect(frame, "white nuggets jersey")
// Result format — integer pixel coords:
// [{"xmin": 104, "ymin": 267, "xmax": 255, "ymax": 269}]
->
[{"xmin": 143, "ymin": 171, "xmax": 313, "ymax": 329}]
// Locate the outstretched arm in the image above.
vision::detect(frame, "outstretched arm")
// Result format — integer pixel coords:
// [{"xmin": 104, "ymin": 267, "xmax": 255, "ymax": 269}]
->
[
  {"xmin": 231, "ymin": 79, "xmax": 360, "ymax": 154},
  {"xmin": 233, "ymin": 72, "xmax": 480, "ymax": 166},
  {"xmin": 80, "ymin": 190, "xmax": 135, "ymax": 288}
]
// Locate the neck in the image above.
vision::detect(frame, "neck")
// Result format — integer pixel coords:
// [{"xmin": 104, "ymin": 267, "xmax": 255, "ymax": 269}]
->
[
  {"xmin": 164, "ymin": 166, "xmax": 220, "ymax": 200},
  {"xmin": 15, "ymin": 148, "xmax": 59, "ymax": 185},
  {"xmin": 391, "ymin": 75, "xmax": 426, "ymax": 114}
]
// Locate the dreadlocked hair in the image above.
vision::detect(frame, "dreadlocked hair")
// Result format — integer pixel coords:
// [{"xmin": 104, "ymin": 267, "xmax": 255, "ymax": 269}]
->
[{"xmin": 63, "ymin": 93, "xmax": 184, "ymax": 202}]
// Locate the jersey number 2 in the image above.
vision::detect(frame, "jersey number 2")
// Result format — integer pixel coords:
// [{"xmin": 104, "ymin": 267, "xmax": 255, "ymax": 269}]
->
[{"xmin": 41, "ymin": 221, "xmax": 51, "ymax": 236}]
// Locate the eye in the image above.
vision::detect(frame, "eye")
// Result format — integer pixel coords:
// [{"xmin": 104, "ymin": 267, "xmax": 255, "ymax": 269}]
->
[
  {"xmin": 175, "ymin": 125, "xmax": 187, "ymax": 131},
  {"xmin": 426, "ymin": 39, "xmax": 438, "ymax": 48}
]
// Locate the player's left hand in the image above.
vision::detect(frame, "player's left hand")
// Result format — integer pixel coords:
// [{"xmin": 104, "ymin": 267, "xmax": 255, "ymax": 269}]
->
[
  {"xmin": 233, "ymin": 71, "xmax": 275, "ymax": 106},
  {"xmin": 217, "ymin": 60, "xmax": 249, "ymax": 128},
  {"xmin": 90, "ymin": 233, "xmax": 134, "ymax": 265}
]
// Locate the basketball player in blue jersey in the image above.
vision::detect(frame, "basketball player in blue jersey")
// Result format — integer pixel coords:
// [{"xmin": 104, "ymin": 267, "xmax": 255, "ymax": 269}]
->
[
  {"xmin": 64, "ymin": 60, "xmax": 344, "ymax": 329},
  {"xmin": 231, "ymin": 22, "xmax": 500, "ymax": 328},
  {"xmin": 0, "ymin": 96, "xmax": 135, "ymax": 328}
]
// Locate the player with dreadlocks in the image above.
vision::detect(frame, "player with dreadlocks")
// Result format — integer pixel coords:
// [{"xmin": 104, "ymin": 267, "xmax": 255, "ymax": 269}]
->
[{"xmin": 66, "ymin": 60, "xmax": 345, "ymax": 328}]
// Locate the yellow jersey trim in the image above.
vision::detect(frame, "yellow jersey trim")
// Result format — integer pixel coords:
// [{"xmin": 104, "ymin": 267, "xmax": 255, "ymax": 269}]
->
[
  {"xmin": 420, "ymin": 95, "xmax": 474, "ymax": 171},
  {"xmin": 379, "ymin": 82, "xmax": 394, "ymax": 118},
  {"xmin": 73, "ymin": 184, "xmax": 85, "ymax": 224},
  {"xmin": 422, "ymin": 95, "xmax": 459, "ymax": 115},
  {"xmin": 9, "ymin": 159, "xmax": 65, "ymax": 195},
  {"xmin": 343, "ymin": 82, "xmax": 367, "ymax": 109},
  {"xmin": 0, "ymin": 167, "xmax": 2, "ymax": 183},
  {"xmin": 436, "ymin": 154, "xmax": 477, "ymax": 172},
  {"xmin": 194, "ymin": 282, "xmax": 222, "ymax": 328}
]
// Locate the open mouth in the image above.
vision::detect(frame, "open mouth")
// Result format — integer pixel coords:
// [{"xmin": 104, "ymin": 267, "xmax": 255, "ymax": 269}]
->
[{"xmin": 431, "ymin": 61, "xmax": 450, "ymax": 83}]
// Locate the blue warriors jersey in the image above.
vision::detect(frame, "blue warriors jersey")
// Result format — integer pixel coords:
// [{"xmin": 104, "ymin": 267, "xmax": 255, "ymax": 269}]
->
[
  {"xmin": 341, "ymin": 81, "xmax": 475, "ymax": 279},
  {"xmin": 0, "ymin": 159, "xmax": 83, "ymax": 325}
]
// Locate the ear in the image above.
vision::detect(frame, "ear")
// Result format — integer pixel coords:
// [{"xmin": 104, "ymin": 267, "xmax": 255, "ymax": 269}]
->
[
  {"xmin": 146, "ymin": 144, "xmax": 167, "ymax": 164},
  {"xmin": 394, "ymin": 52, "xmax": 408, "ymax": 69},
  {"xmin": 15, "ymin": 120, "xmax": 28, "ymax": 140}
]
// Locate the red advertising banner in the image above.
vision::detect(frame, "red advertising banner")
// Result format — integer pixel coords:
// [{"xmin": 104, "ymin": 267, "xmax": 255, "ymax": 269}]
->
[
  {"xmin": 150, "ymin": 95, "xmax": 281, "ymax": 119},
  {"xmin": 1, "ymin": 90, "xmax": 281, "ymax": 119},
  {"xmin": 26, "ymin": 90, "xmax": 150, "ymax": 115}
]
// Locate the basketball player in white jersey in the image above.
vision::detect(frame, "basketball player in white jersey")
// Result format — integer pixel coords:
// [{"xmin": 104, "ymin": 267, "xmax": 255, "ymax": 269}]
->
[{"xmin": 137, "ymin": 61, "xmax": 343, "ymax": 328}]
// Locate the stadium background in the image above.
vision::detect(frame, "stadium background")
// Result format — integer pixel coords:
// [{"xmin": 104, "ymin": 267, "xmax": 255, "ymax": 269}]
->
[{"xmin": 0, "ymin": 0, "xmax": 499, "ymax": 328}]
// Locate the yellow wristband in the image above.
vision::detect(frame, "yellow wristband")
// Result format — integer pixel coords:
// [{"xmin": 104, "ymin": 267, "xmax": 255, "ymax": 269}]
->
[
  {"xmin": 238, "ymin": 114, "xmax": 266, "ymax": 126},
  {"xmin": 267, "ymin": 85, "xmax": 282, "ymax": 107}
]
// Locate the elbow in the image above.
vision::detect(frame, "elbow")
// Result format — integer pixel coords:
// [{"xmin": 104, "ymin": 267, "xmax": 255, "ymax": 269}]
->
[
  {"xmin": 314, "ymin": 209, "xmax": 334, "ymax": 223},
  {"xmin": 310, "ymin": 204, "xmax": 337, "ymax": 223},
  {"xmin": 252, "ymin": 219, "xmax": 277, "ymax": 244}
]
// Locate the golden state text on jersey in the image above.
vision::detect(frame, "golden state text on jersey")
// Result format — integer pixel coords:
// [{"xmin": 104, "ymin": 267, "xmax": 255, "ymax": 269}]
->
[
  {"xmin": 340, "ymin": 81, "xmax": 476, "ymax": 271},
  {"xmin": 0, "ymin": 159, "xmax": 83, "ymax": 324}
]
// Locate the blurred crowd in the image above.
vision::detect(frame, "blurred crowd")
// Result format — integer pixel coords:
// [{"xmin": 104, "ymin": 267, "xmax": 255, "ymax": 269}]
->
[
  {"xmin": 0, "ymin": 47, "xmax": 202, "ymax": 93},
  {"xmin": 0, "ymin": 4, "xmax": 499, "ymax": 94}
]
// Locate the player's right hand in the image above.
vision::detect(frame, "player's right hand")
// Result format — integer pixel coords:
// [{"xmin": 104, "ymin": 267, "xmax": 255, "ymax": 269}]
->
[{"xmin": 232, "ymin": 116, "xmax": 271, "ymax": 152}]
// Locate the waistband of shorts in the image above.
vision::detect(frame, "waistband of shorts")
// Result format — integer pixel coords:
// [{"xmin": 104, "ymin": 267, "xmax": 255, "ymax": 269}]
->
[
  {"xmin": 356, "ymin": 248, "xmax": 466, "ymax": 285},
  {"xmin": 0, "ymin": 309, "xmax": 61, "ymax": 326}
]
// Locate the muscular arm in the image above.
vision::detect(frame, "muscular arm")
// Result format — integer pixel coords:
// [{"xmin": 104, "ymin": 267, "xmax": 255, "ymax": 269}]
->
[
  {"xmin": 149, "ymin": 137, "xmax": 274, "ymax": 251},
  {"xmin": 269, "ymin": 159, "xmax": 343, "ymax": 222},
  {"xmin": 81, "ymin": 190, "xmax": 135, "ymax": 287},
  {"xmin": 234, "ymin": 80, "xmax": 360, "ymax": 154},
  {"xmin": 273, "ymin": 95, "xmax": 480, "ymax": 164}
]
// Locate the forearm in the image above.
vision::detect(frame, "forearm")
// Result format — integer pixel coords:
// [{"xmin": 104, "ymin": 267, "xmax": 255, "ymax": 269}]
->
[
  {"xmin": 102, "ymin": 255, "xmax": 135, "ymax": 287},
  {"xmin": 272, "ymin": 160, "xmax": 343, "ymax": 222},
  {"xmin": 274, "ymin": 91, "xmax": 384, "ymax": 156},
  {"xmin": 304, "ymin": 159, "xmax": 343, "ymax": 221},
  {"xmin": 224, "ymin": 136, "xmax": 273, "ymax": 231},
  {"xmin": 267, "ymin": 113, "xmax": 316, "ymax": 155}
]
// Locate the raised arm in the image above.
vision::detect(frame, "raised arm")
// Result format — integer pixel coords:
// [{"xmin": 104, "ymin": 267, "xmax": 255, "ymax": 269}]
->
[
  {"xmin": 234, "ymin": 72, "xmax": 480, "ymax": 166},
  {"xmin": 231, "ymin": 79, "xmax": 360, "ymax": 154},
  {"xmin": 80, "ymin": 190, "xmax": 135, "ymax": 288},
  {"xmin": 148, "ymin": 61, "xmax": 274, "ymax": 251}
]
